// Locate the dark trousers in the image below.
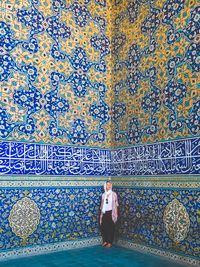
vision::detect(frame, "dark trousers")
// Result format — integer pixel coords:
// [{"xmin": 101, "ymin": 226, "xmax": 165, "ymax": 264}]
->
[{"xmin": 101, "ymin": 210, "xmax": 115, "ymax": 244}]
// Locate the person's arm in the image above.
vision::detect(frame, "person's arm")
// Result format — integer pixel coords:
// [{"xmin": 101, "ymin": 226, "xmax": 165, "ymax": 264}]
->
[
  {"xmin": 99, "ymin": 194, "xmax": 103, "ymax": 224},
  {"xmin": 116, "ymin": 193, "xmax": 119, "ymax": 207},
  {"xmin": 115, "ymin": 193, "xmax": 119, "ymax": 217}
]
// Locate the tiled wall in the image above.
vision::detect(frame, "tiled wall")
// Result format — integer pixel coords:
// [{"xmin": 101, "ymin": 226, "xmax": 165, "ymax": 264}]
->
[
  {"xmin": 111, "ymin": 138, "xmax": 200, "ymax": 261},
  {"xmin": 1, "ymin": 0, "xmax": 198, "ymax": 148},
  {"xmin": 0, "ymin": 185, "xmax": 102, "ymax": 251},
  {"xmin": 0, "ymin": 0, "xmax": 113, "ymax": 147},
  {"xmin": 0, "ymin": 137, "xmax": 199, "ymax": 261},
  {"xmin": 110, "ymin": 0, "xmax": 200, "ymax": 263},
  {"xmin": 0, "ymin": 0, "xmax": 199, "ymax": 264},
  {"xmin": 111, "ymin": 0, "xmax": 199, "ymax": 147},
  {"xmin": 0, "ymin": 0, "xmax": 113, "ymax": 256},
  {"xmin": 0, "ymin": 139, "xmax": 110, "ymax": 254},
  {"xmin": 115, "ymin": 186, "xmax": 199, "ymax": 259}
]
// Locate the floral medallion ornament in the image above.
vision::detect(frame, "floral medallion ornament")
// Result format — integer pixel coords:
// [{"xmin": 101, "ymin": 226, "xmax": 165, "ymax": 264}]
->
[
  {"xmin": 163, "ymin": 199, "xmax": 190, "ymax": 243},
  {"xmin": 8, "ymin": 197, "xmax": 40, "ymax": 239}
]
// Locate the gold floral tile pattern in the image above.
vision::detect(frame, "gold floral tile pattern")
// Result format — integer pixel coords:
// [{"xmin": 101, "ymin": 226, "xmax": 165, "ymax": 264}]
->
[{"xmin": 111, "ymin": 0, "xmax": 199, "ymax": 147}]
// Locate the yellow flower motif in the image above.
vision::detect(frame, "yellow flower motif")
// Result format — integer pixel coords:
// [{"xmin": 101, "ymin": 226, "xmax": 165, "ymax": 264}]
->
[
  {"xmin": 188, "ymin": 0, "xmax": 197, "ymax": 8},
  {"xmin": 6, "ymin": 105, "xmax": 26, "ymax": 123},
  {"xmin": 38, "ymin": 0, "xmax": 53, "ymax": 17},
  {"xmin": 154, "ymin": 0, "xmax": 166, "ymax": 9}
]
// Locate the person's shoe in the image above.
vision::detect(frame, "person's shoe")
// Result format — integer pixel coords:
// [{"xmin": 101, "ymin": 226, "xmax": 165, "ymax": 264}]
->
[
  {"xmin": 106, "ymin": 243, "xmax": 112, "ymax": 248},
  {"xmin": 102, "ymin": 242, "xmax": 107, "ymax": 247}
]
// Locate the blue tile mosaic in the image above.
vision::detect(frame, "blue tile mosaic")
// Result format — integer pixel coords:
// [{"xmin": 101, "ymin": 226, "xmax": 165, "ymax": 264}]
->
[
  {"xmin": 115, "ymin": 187, "xmax": 200, "ymax": 259},
  {"xmin": 0, "ymin": 0, "xmax": 199, "ymax": 264},
  {"xmin": 0, "ymin": 187, "xmax": 102, "ymax": 251}
]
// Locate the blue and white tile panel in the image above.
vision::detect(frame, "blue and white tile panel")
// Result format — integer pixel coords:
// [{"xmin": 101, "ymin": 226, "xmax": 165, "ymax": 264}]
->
[
  {"xmin": 0, "ymin": 141, "xmax": 111, "ymax": 176},
  {"xmin": 0, "ymin": 137, "xmax": 199, "ymax": 177},
  {"xmin": 112, "ymin": 137, "xmax": 200, "ymax": 176}
]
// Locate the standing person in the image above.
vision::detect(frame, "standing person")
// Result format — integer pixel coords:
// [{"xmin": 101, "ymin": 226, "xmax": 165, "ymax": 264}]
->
[{"xmin": 99, "ymin": 181, "xmax": 119, "ymax": 248}]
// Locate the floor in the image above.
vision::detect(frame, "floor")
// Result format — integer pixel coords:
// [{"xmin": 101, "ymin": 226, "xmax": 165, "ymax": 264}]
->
[{"xmin": 0, "ymin": 245, "xmax": 189, "ymax": 267}]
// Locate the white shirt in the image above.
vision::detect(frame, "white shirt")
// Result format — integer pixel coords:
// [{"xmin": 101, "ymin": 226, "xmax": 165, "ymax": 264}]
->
[{"xmin": 104, "ymin": 192, "xmax": 113, "ymax": 212}]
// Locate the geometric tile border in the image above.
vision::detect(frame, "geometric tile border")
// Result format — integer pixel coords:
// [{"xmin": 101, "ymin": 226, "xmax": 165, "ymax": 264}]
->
[
  {"xmin": 0, "ymin": 237, "xmax": 101, "ymax": 261},
  {"xmin": 117, "ymin": 239, "xmax": 200, "ymax": 267},
  {"xmin": 112, "ymin": 180, "xmax": 200, "ymax": 189},
  {"xmin": 0, "ymin": 180, "xmax": 106, "ymax": 188},
  {"xmin": 0, "ymin": 179, "xmax": 199, "ymax": 189}
]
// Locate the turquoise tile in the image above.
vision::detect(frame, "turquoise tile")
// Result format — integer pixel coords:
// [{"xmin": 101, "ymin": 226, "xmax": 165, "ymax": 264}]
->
[{"xmin": 0, "ymin": 245, "xmax": 190, "ymax": 267}]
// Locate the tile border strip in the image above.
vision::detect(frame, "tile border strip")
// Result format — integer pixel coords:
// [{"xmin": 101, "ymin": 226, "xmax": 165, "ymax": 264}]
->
[
  {"xmin": 0, "ymin": 176, "xmax": 110, "ymax": 181},
  {"xmin": 0, "ymin": 175, "xmax": 199, "ymax": 181},
  {"xmin": 0, "ymin": 137, "xmax": 199, "ymax": 177},
  {"xmin": 117, "ymin": 239, "xmax": 200, "ymax": 267},
  {"xmin": 0, "ymin": 141, "xmax": 111, "ymax": 176},
  {"xmin": 112, "ymin": 136, "xmax": 200, "ymax": 150},
  {"xmin": 0, "ymin": 179, "xmax": 199, "ymax": 188},
  {"xmin": 0, "ymin": 180, "xmax": 106, "ymax": 188},
  {"xmin": 112, "ymin": 180, "xmax": 200, "ymax": 189},
  {"xmin": 111, "ymin": 137, "xmax": 200, "ymax": 176},
  {"xmin": 0, "ymin": 237, "xmax": 101, "ymax": 261}
]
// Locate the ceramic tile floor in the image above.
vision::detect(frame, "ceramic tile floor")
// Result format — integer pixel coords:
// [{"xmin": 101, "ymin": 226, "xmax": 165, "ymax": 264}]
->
[{"xmin": 0, "ymin": 245, "xmax": 190, "ymax": 267}]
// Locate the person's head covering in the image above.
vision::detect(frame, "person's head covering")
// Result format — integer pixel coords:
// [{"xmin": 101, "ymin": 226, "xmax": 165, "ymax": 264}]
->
[
  {"xmin": 104, "ymin": 181, "xmax": 112, "ymax": 194},
  {"xmin": 102, "ymin": 181, "xmax": 113, "ymax": 214}
]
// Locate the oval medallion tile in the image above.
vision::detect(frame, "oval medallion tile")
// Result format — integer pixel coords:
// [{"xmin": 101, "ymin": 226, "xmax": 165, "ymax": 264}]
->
[
  {"xmin": 8, "ymin": 197, "xmax": 40, "ymax": 239},
  {"xmin": 163, "ymin": 199, "xmax": 190, "ymax": 242}
]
